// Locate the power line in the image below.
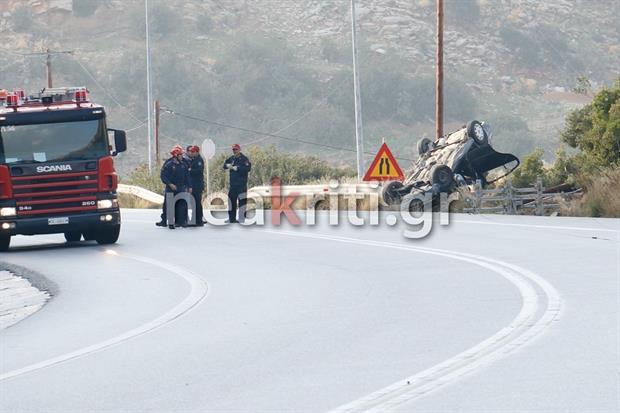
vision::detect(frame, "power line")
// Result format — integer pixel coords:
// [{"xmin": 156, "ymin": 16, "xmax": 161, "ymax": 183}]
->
[
  {"xmin": 125, "ymin": 121, "xmax": 148, "ymax": 133},
  {"xmin": 220, "ymin": 77, "xmax": 350, "ymax": 149},
  {"xmin": 69, "ymin": 54, "xmax": 148, "ymax": 131},
  {"xmin": 161, "ymin": 108, "xmax": 414, "ymax": 162}
]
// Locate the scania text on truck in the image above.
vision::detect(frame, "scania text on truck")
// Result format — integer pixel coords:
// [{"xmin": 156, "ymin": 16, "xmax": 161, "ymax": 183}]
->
[{"xmin": 0, "ymin": 87, "xmax": 127, "ymax": 251}]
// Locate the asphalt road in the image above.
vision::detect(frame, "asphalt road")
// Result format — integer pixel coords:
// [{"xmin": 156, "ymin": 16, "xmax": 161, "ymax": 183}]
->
[{"xmin": 1, "ymin": 209, "xmax": 618, "ymax": 412}]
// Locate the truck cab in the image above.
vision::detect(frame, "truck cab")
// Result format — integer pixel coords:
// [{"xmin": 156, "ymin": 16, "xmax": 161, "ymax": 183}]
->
[{"xmin": 0, "ymin": 87, "xmax": 127, "ymax": 251}]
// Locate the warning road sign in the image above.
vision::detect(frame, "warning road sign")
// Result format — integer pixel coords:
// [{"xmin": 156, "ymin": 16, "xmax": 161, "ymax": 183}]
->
[{"xmin": 363, "ymin": 142, "xmax": 404, "ymax": 181}]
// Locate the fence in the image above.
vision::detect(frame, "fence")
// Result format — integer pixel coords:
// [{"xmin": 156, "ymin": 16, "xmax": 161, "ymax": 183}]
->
[{"xmin": 462, "ymin": 177, "xmax": 582, "ymax": 215}]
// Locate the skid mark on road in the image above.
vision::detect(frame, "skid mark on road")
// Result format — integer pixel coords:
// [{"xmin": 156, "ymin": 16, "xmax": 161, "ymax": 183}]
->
[
  {"xmin": 262, "ymin": 230, "xmax": 562, "ymax": 412},
  {"xmin": 0, "ymin": 250, "xmax": 209, "ymax": 382}
]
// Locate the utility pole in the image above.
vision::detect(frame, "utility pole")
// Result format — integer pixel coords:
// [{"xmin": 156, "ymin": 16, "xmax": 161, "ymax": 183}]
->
[
  {"xmin": 22, "ymin": 49, "xmax": 74, "ymax": 88},
  {"xmin": 46, "ymin": 49, "xmax": 52, "ymax": 88},
  {"xmin": 436, "ymin": 0, "xmax": 444, "ymax": 141},
  {"xmin": 350, "ymin": 0, "xmax": 365, "ymax": 181},
  {"xmin": 145, "ymin": 0, "xmax": 153, "ymax": 171},
  {"xmin": 155, "ymin": 99, "xmax": 160, "ymax": 166}
]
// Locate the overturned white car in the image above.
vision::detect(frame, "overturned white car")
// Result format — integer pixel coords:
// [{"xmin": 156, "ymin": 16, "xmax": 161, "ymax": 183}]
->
[{"xmin": 382, "ymin": 120, "xmax": 520, "ymax": 207}]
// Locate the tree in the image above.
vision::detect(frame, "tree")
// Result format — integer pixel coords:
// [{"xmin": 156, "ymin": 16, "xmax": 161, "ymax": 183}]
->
[
  {"xmin": 511, "ymin": 148, "xmax": 545, "ymax": 187},
  {"xmin": 560, "ymin": 79, "xmax": 620, "ymax": 171},
  {"xmin": 572, "ymin": 75, "xmax": 592, "ymax": 95}
]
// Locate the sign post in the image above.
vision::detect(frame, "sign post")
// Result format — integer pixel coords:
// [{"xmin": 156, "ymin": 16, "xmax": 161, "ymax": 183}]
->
[
  {"xmin": 362, "ymin": 142, "xmax": 404, "ymax": 182},
  {"xmin": 201, "ymin": 139, "xmax": 216, "ymax": 197}
]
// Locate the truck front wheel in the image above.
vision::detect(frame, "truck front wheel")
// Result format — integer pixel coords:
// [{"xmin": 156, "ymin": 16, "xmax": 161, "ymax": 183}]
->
[
  {"xmin": 0, "ymin": 234, "xmax": 10, "ymax": 252},
  {"xmin": 95, "ymin": 225, "xmax": 121, "ymax": 245}
]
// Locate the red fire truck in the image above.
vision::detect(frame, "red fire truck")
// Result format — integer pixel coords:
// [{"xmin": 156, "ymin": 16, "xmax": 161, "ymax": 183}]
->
[{"xmin": 0, "ymin": 87, "xmax": 126, "ymax": 251}]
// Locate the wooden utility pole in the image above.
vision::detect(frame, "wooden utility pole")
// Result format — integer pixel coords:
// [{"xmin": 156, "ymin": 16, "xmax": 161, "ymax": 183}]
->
[
  {"xmin": 23, "ymin": 49, "xmax": 74, "ymax": 88},
  {"xmin": 154, "ymin": 99, "xmax": 161, "ymax": 166},
  {"xmin": 46, "ymin": 49, "xmax": 53, "ymax": 88},
  {"xmin": 436, "ymin": 0, "xmax": 444, "ymax": 141}
]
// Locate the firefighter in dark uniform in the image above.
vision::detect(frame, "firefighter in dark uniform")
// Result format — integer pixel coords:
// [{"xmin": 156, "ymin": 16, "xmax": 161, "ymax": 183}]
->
[
  {"xmin": 187, "ymin": 145, "xmax": 205, "ymax": 226},
  {"xmin": 223, "ymin": 143, "xmax": 251, "ymax": 223},
  {"xmin": 157, "ymin": 145, "xmax": 192, "ymax": 229}
]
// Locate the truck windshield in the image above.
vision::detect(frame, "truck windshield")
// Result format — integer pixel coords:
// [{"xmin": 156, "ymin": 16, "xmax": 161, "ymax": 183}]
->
[{"xmin": 0, "ymin": 119, "xmax": 108, "ymax": 164}]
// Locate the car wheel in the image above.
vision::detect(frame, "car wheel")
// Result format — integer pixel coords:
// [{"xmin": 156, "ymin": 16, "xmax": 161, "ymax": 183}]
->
[
  {"xmin": 64, "ymin": 231, "xmax": 82, "ymax": 242},
  {"xmin": 314, "ymin": 200, "xmax": 329, "ymax": 211},
  {"xmin": 401, "ymin": 193, "xmax": 428, "ymax": 213},
  {"xmin": 417, "ymin": 137, "xmax": 433, "ymax": 155},
  {"xmin": 430, "ymin": 164, "xmax": 454, "ymax": 192},
  {"xmin": 382, "ymin": 181, "xmax": 404, "ymax": 205},
  {"xmin": 0, "ymin": 234, "xmax": 11, "ymax": 252},
  {"xmin": 95, "ymin": 225, "xmax": 121, "ymax": 245},
  {"xmin": 467, "ymin": 120, "xmax": 488, "ymax": 145}
]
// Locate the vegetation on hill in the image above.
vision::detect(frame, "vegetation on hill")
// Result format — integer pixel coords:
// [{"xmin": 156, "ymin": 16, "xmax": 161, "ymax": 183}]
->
[
  {"xmin": 511, "ymin": 79, "xmax": 620, "ymax": 216},
  {"xmin": 123, "ymin": 146, "xmax": 356, "ymax": 194}
]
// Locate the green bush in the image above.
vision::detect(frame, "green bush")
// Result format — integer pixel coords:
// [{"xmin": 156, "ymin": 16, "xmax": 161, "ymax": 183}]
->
[
  {"xmin": 72, "ymin": 0, "xmax": 100, "ymax": 17},
  {"xmin": 122, "ymin": 163, "xmax": 165, "ymax": 194},
  {"xmin": 329, "ymin": 69, "xmax": 477, "ymax": 125},
  {"xmin": 321, "ymin": 38, "xmax": 349, "ymax": 64},
  {"xmin": 196, "ymin": 13, "xmax": 214, "ymax": 35},
  {"xmin": 511, "ymin": 148, "xmax": 545, "ymax": 187},
  {"xmin": 499, "ymin": 24, "xmax": 542, "ymax": 67},
  {"xmin": 12, "ymin": 5, "xmax": 33, "ymax": 33},
  {"xmin": 446, "ymin": 0, "xmax": 480, "ymax": 24},
  {"xmin": 123, "ymin": 146, "xmax": 356, "ymax": 194},
  {"xmin": 487, "ymin": 114, "xmax": 537, "ymax": 158},
  {"xmin": 150, "ymin": 2, "xmax": 181, "ymax": 36},
  {"xmin": 208, "ymin": 145, "xmax": 356, "ymax": 191}
]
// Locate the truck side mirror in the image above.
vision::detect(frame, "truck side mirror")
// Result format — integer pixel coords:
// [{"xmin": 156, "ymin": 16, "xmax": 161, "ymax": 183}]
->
[{"xmin": 107, "ymin": 129, "xmax": 127, "ymax": 155}]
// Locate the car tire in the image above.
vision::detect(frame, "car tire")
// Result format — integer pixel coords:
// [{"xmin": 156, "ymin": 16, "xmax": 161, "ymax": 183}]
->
[
  {"xmin": 64, "ymin": 231, "xmax": 82, "ymax": 242},
  {"xmin": 430, "ymin": 164, "xmax": 454, "ymax": 192},
  {"xmin": 314, "ymin": 200, "xmax": 329, "ymax": 210},
  {"xmin": 382, "ymin": 181, "xmax": 404, "ymax": 205},
  {"xmin": 467, "ymin": 120, "xmax": 488, "ymax": 145},
  {"xmin": 95, "ymin": 225, "xmax": 120, "ymax": 245},
  {"xmin": 401, "ymin": 193, "xmax": 428, "ymax": 213},
  {"xmin": 417, "ymin": 138, "xmax": 433, "ymax": 155},
  {"xmin": 0, "ymin": 234, "xmax": 10, "ymax": 252}
]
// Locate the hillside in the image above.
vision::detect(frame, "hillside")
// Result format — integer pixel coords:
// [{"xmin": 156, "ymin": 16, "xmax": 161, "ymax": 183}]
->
[{"xmin": 0, "ymin": 0, "xmax": 618, "ymax": 175}]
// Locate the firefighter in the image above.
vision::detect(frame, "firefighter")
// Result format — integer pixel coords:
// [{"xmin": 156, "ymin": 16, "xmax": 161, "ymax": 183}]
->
[
  {"xmin": 184, "ymin": 145, "xmax": 193, "ymax": 167},
  {"xmin": 223, "ymin": 143, "xmax": 251, "ymax": 223},
  {"xmin": 156, "ymin": 145, "xmax": 192, "ymax": 229},
  {"xmin": 187, "ymin": 145, "xmax": 205, "ymax": 226}
]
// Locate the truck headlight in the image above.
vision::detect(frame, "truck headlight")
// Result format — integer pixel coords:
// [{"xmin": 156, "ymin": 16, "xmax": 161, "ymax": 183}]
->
[
  {"xmin": 0, "ymin": 207, "xmax": 16, "ymax": 217},
  {"xmin": 97, "ymin": 199, "xmax": 118, "ymax": 209}
]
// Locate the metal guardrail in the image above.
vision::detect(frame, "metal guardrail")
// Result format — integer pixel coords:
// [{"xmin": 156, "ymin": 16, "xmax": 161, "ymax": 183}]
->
[
  {"xmin": 462, "ymin": 177, "xmax": 582, "ymax": 215},
  {"xmin": 117, "ymin": 184, "xmax": 164, "ymax": 204}
]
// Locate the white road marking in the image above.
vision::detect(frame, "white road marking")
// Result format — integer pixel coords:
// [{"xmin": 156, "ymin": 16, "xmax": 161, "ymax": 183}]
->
[
  {"xmin": 123, "ymin": 213, "xmax": 620, "ymax": 234},
  {"xmin": 261, "ymin": 230, "xmax": 562, "ymax": 412},
  {"xmin": 0, "ymin": 250, "xmax": 209, "ymax": 382},
  {"xmin": 457, "ymin": 219, "xmax": 620, "ymax": 233}
]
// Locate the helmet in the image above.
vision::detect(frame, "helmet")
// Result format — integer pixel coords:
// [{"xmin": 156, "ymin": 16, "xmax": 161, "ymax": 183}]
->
[
  {"xmin": 170, "ymin": 145, "xmax": 184, "ymax": 156},
  {"xmin": 232, "ymin": 143, "xmax": 241, "ymax": 151},
  {"xmin": 188, "ymin": 145, "xmax": 200, "ymax": 153}
]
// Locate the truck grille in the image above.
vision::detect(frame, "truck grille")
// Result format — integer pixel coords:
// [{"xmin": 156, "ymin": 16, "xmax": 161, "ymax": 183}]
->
[{"xmin": 11, "ymin": 171, "xmax": 98, "ymax": 216}]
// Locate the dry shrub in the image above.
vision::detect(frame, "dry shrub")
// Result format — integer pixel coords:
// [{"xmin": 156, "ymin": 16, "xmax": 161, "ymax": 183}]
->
[
  {"xmin": 561, "ymin": 168, "xmax": 620, "ymax": 217},
  {"xmin": 118, "ymin": 193, "xmax": 160, "ymax": 209}
]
